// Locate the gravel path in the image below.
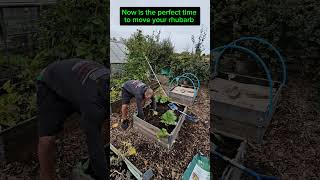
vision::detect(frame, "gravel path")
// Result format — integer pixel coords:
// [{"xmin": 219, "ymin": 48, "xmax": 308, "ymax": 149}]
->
[{"xmin": 243, "ymin": 77, "xmax": 320, "ymax": 180}]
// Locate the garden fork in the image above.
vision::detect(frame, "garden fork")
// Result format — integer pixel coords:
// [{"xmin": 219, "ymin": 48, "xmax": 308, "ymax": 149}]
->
[{"xmin": 167, "ymin": 102, "xmax": 198, "ymax": 122}]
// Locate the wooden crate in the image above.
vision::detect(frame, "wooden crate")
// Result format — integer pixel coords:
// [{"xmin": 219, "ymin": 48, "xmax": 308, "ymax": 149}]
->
[
  {"xmin": 0, "ymin": 117, "xmax": 38, "ymax": 162},
  {"xmin": 133, "ymin": 102, "xmax": 187, "ymax": 149},
  {"xmin": 0, "ymin": 113, "xmax": 81, "ymax": 162},
  {"xmin": 210, "ymin": 72, "xmax": 283, "ymax": 143},
  {"xmin": 168, "ymin": 86, "xmax": 197, "ymax": 106}
]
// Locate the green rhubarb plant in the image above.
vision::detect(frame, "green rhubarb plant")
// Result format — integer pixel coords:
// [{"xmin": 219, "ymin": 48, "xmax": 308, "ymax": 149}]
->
[
  {"xmin": 156, "ymin": 128, "xmax": 169, "ymax": 139},
  {"xmin": 160, "ymin": 110, "xmax": 177, "ymax": 126},
  {"xmin": 155, "ymin": 95, "xmax": 170, "ymax": 104}
]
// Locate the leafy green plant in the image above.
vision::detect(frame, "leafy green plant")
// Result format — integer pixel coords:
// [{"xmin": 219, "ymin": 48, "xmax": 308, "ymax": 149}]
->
[
  {"xmin": 154, "ymin": 95, "xmax": 161, "ymax": 102},
  {"xmin": 0, "ymin": 71, "xmax": 37, "ymax": 128},
  {"xmin": 155, "ymin": 95, "xmax": 170, "ymax": 104},
  {"xmin": 110, "ymin": 78, "xmax": 127, "ymax": 102},
  {"xmin": 156, "ymin": 128, "xmax": 169, "ymax": 139},
  {"xmin": 160, "ymin": 96, "xmax": 170, "ymax": 104},
  {"xmin": 0, "ymin": 81, "xmax": 20, "ymax": 126},
  {"xmin": 160, "ymin": 110, "xmax": 177, "ymax": 126},
  {"xmin": 110, "ymin": 87, "xmax": 120, "ymax": 103}
]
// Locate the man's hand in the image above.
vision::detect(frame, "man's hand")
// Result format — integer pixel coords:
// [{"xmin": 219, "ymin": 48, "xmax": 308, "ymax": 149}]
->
[
  {"xmin": 121, "ymin": 119, "xmax": 131, "ymax": 130},
  {"xmin": 152, "ymin": 110, "xmax": 158, "ymax": 116}
]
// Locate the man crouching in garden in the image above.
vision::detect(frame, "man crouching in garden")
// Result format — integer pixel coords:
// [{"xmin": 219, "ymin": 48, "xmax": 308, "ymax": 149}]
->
[
  {"xmin": 121, "ymin": 80, "xmax": 157, "ymax": 129},
  {"xmin": 36, "ymin": 59, "xmax": 109, "ymax": 180}
]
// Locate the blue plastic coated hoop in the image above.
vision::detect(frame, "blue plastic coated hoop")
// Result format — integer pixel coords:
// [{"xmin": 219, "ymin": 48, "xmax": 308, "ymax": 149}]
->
[
  {"xmin": 181, "ymin": 73, "xmax": 200, "ymax": 91},
  {"xmin": 211, "ymin": 45, "xmax": 274, "ymax": 116},
  {"xmin": 169, "ymin": 75, "xmax": 197, "ymax": 98},
  {"xmin": 231, "ymin": 36, "xmax": 287, "ymax": 85}
]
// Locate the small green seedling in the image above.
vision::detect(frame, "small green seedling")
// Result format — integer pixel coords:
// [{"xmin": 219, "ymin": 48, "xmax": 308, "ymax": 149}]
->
[
  {"xmin": 160, "ymin": 110, "xmax": 177, "ymax": 126},
  {"xmin": 110, "ymin": 154, "xmax": 123, "ymax": 166},
  {"xmin": 156, "ymin": 128, "xmax": 169, "ymax": 139},
  {"xmin": 120, "ymin": 141, "xmax": 137, "ymax": 157}
]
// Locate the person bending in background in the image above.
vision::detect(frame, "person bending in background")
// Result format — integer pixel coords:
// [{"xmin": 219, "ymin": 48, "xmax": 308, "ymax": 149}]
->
[
  {"xmin": 121, "ymin": 80, "xmax": 157, "ymax": 129},
  {"xmin": 36, "ymin": 59, "xmax": 109, "ymax": 180}
]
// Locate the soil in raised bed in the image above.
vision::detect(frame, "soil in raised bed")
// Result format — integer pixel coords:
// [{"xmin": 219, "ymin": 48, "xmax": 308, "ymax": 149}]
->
[
  {"xmin": 211, "ymin": 133, "xmax": 242, "ymax": 179},
  {"xmin": 143, "ymin": 102, "xmax": 185, "ymax": 134}
]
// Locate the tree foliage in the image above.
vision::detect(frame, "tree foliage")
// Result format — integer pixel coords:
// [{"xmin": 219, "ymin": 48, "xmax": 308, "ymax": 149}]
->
[
  {"xmin": 36, "ymin": 0, "xmax": 109, "ymax": 66},
  {"xmin": 123, "ymin": 29, "xmax": 175, "ymax": 82},
  {"xmin": 0, "ymin": 1, "xmax": 109, "ymax": 128},
  {"xmin": 110, "ymin": 29, "xmax": 209, "ymax": 102},
  {"xmin": 123, "ymin": 29, "xmax": 209, "ymax": 81},
  {"xmin": 0, "ymin": 58, "xmax": 37, "ymax": 126}
]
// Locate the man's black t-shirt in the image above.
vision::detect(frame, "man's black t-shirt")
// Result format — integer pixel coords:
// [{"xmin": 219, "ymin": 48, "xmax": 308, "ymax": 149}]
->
[
  {"xmin": 40, "ymin": 58, "xmax": 109, "ymax": 108},
  {"xmin": 122, "ymin": 80, "xmax": 156, "ymax": 119}
]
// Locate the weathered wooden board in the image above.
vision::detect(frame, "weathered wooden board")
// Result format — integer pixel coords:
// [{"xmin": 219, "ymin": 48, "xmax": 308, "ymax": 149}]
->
[
  {"xmin": 0, "ymin": 113, "xmax": 81, "ymax": 162},
  {"xmin": 210, "ymin": 78, "xmax": 276, "ymax": 112},
  {"xmin": 171, "ymin": 86, "xmax": 194, "ymax": 97},
  {"xmin": 0, "ymin": 117, "xmax": 38, "ymax": 162}
]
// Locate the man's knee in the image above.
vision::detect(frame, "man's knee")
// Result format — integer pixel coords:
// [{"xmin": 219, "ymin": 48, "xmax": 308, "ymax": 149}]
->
[
  {"xmin": 122, "ymin": 104, "xmax": 129, "ymax": 109},
  {"xmin": 121, "ymin": 104, "xmax": 129, "ymax": 115}
]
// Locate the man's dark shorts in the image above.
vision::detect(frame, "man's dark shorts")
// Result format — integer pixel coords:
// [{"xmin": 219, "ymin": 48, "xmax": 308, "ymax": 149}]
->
[
  {"xmin": 36, "ymin": 81, "xmax": 75, "ymax": 137},
  {"xmin": 121, "ymin": 87, "xmax": 134, "ymax": 105}
]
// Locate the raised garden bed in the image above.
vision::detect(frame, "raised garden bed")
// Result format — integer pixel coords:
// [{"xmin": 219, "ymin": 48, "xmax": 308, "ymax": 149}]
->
[
  {"xmin": 167, "ymin": 73, "xmax": 200, "ymax": 106},
  {"xmin": 168, "ymin": 86, "xmax": 197, "ymax": 106},
  {"xmin": 72, "ymin": 144, "xmax": 153, "ymax": 180},
  {"xmin": 210, "ymin": 72, "xmax": 283, "ymax": 143},
  {"xmin": 0, "ymin": 113, "xmax": 80, "ymax": 162},
  {"xmin": 211, "ymin": 132, "xmax": 246, "ymax": 180},
  {"xmin": 133, "ymin": 98, "xmax": 187, "ymax": 149},
  {"xmin": 0, "ymin": 116, "xmax": 38, "ymax": 162}
]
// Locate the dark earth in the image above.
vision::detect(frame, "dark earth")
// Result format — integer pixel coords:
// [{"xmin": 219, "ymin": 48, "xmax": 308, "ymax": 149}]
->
[{"xmin": 143, "ymin": 102, "xmax": 185, "ymax": 133}]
